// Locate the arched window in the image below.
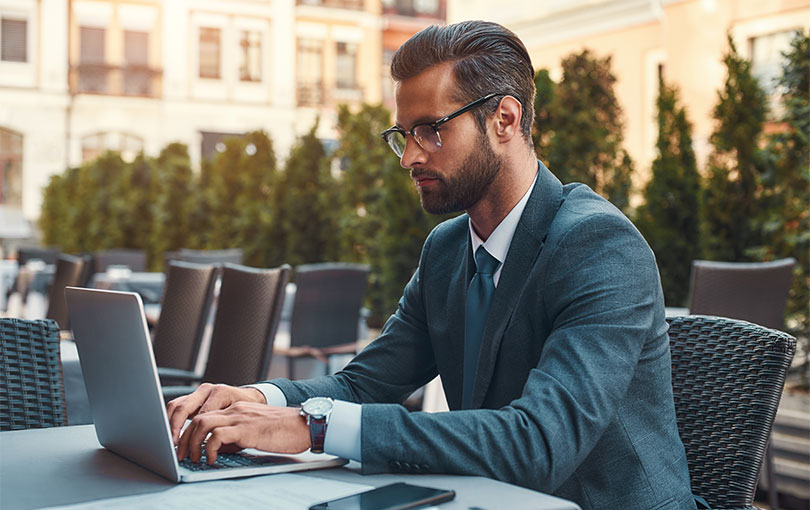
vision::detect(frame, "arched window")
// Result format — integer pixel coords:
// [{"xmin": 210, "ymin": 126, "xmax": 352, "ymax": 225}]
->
[
  {"xmin": 0, "ymin": 127, "xmax": 23, "ymax": 207},
  {"xmin": 81, "ymin": 131, "xmax": 143, "ymax": 163}
]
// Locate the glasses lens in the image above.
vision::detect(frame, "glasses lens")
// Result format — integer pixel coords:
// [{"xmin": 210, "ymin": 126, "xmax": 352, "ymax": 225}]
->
[
  {"xmin": 385, "ymin": 130, "xmax": 407, "ymax": 157},
  {"xmin": 413, "ymin": 125, "xmax": 442, "ymax": 152}
]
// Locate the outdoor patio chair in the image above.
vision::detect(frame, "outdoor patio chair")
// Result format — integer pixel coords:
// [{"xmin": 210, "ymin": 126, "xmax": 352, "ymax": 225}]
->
[
  {"xmin": 280, "ymin": 262, "xmax": 369, "ymax": 380},
  {"xmin": 45, "ymin": 254, "xmax": 89, "ymax": 331},
  {"xmin": 667, "ymin": 315, "xmax": 795, "ymax": 510},
  {"xmin": 687, "ymin": 258, "xmax": 796, "ymax": 330},
  {"xmin": 17, "ymin": 247, "xmax": 60, "ymax": 266},
  {"xmin": 0, "ymin": 318, "xmax": 66, "ymax": 430},
  {"xmin": 92, "ymin": 249, "xmax": 148, "ymax": 273},
  {"xmin": 161, "ymin": 263, "xmax": 290, "ymax": 400},
  {"xmin": 152, "ymin": 261, "xmax": 218, "ymax": 384},
  {"xmin": 686, "ymin": 257, "xmax": 796, "ymax": 508}
]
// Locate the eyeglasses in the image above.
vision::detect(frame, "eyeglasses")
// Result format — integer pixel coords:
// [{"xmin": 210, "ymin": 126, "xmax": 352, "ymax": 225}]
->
[{"xmin": 380, "ymin": 92, "xmax": 501, "ymax": 158}]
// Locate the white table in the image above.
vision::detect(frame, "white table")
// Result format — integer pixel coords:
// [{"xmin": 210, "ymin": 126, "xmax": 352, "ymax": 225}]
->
[{"xmin": 0, "ymin": 425, "xmax": 581, "ymax": 510}]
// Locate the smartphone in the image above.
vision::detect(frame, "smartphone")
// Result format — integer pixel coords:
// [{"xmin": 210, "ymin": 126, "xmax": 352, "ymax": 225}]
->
[{"xmin": 309, "ymin": 482, "xmax": 456, "ymax": 510}]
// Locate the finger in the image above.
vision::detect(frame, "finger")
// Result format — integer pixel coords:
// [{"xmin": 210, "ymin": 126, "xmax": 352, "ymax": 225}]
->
[
  {"xmin": 198, "ymin": 385, "xmax": 235, "ymax": 415},
  {"xmin": 168, "ymin": 385, "xmax": 212, "ymax": 444},
  {"xmin": 187, "ymin": 413, "xmax": 233, "ymax": 463},
  {"xmin": 205, "ymin": 426, "xmax": 242, "ymax": 465}
]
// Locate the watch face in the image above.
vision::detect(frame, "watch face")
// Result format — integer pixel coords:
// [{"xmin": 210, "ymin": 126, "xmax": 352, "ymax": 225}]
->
[{"xmin": 303, "ymin": 397, "xmax": 333, "ymax": 418}]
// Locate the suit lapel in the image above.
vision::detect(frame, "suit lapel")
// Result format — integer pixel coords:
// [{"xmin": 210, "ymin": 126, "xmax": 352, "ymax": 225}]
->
[
  {"xmin": 442, "ymin": 234, "xmax": 475, "ymax": 410},
  {"xmin": 471, "ymin": 162, "xmax": 564, "ymax": 408}
]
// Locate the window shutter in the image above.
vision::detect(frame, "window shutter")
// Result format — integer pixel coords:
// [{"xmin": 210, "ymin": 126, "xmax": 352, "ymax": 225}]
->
[{"xmin": 1, "ymin": 18, "xmax": 27, "ymax": 62}]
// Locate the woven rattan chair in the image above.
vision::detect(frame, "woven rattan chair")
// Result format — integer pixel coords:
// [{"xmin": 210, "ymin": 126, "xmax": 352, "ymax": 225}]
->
[
  {"xmin": 280, "ymin": 263, "xmax": 369, "ymax": 380},
  {"xmin": 17, "ymin": 247, "xmax": 60, "ymax": 266},
  {"xmin": 0, "ymin": 318, "xmax": 66, "ymax": 430},
  {"xmin": 161, "ymin": 263, "xmax": 290, "ymax": 400},
  {"xmin": 92, "ymin": 249, "xmax": 148, "ymax": 273},
  {"xmin": 45, "ymin": 254, "xmax": 89, "ymax": 330},
  {"xmin": 667, "ymin": 315, "xmax": 795, "ymax": 510},
  {"xmin": 152, "ymin": 261, "xmax": 218, "ymax": 383}
]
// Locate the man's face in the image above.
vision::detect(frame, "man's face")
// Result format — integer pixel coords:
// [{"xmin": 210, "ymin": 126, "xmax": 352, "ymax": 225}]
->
[{"xmin": 394, "ymin": 63, "xmax": 503, "ymax": 215}]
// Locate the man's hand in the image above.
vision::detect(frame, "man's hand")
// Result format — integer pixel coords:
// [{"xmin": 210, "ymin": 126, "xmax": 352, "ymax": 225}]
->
[
  {"xmin": 175, "ymin": 402, "xmax": 310, "ymax": 464},
  {"xmin": 166, "ymin": 383, "xmax": 267, "ymax": 446}
]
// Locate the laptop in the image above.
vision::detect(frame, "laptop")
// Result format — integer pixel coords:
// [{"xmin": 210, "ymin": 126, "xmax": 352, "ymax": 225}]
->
[{"xmin": 65, "ymin": 286, "xmax": 348, "ymax": 482}]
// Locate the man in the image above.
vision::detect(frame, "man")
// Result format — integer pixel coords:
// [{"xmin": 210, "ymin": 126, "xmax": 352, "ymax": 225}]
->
[{"xmin": 169, "ymin": 21, "xmax": 696, "ymax": 509}]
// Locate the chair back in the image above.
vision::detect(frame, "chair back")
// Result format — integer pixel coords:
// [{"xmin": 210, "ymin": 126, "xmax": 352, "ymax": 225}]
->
[
  {"xmin": 667, "ymin": 315, "xmax": 795, "ymax": 508},
  {"xmin": 290, "ymin": 263, "xmax": 369, "ymax": 350},
  {"xmin": 687, "ymin": 258, "xmax": 796, "ymax": 330},
  {"xmin": 172, "ymin": 248, "xmax": 244, "ymax": 266},
  {"xmin": 46, "ymin": 254, "xmax": 88, "ymax": 330},
  {"xmin": 202, "ymin": 263, "xmax": 290, "ymax": 386},
  {"xmin": 152, "ymin": 261, "xmax": 218, "ymax": 371},
  {"xmin": 17, "ymin": 247, "xmax": 59, "ymax": 266},
  {"xmin": 93, "ymin": 249, "xmax": 147, "ymax": 273},
  {"xmin": 0, "ymin": 318, "xmax": 66, "ymax": 430}
]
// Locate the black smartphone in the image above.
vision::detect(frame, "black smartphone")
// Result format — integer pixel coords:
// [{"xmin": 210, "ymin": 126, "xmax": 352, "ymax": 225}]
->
[{"xmin": 309, "ymin": 482, "xmax": 456, "ymax": 510}]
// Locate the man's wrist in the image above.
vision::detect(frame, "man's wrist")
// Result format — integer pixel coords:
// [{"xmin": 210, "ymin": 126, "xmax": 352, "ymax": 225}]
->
[{"xmin": 242, "ymin": 386, "xmax": 269, "ymax": 404}]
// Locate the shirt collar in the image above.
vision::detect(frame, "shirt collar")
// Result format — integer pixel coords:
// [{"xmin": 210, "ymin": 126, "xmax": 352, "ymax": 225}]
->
[{"xmin": 469, "ymin": 172, "xmax": 538, "ymax": 265}]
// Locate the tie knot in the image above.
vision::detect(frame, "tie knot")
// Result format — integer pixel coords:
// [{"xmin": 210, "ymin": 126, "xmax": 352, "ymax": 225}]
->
[{"xmin": 474, "ymin": 246, "xmax": 500, "ymax": 275}]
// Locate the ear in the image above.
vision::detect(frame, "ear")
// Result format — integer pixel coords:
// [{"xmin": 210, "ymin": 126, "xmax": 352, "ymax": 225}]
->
[{"xmin": 491, "ymin": 96, "xmax": 522, "ymax": 143}]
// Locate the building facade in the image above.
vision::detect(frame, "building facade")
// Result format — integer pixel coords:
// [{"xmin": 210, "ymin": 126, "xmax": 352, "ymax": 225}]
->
[{"xmin": 448, "ymin": 0, "xmax": 810, "ymax": 191}]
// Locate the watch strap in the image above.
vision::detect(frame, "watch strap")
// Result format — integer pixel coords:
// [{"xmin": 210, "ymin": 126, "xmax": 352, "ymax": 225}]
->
[{"xmin": 308, "ymin": 415, "xmax": 327, "ymax": 454}]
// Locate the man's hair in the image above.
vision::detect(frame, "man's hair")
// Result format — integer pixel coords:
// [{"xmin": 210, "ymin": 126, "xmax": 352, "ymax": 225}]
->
[{"xmin": 391, "ymin": 20, "xmax": 536, "ymax": 144}]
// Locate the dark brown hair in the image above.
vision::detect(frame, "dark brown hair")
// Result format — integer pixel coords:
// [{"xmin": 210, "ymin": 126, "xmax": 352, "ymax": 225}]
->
[{"xmin": 391, "ymin": 20, "xmax": 536, "ymax": 144}]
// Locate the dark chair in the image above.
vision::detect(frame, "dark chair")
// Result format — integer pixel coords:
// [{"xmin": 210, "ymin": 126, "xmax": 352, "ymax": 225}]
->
[
  {"xmin": 170, "ymin": 248, "xmax": 244, "ymax": 266},
  {"xmin": 152, "ymin": 261, "xmax": 218, "ymax": 383},
  {"xmin": 0, "ymin": 318, "xmax": 66, "ymax": 430},
  {"xmin": 161, "ymin": 263, "xmax": 290, "ymax": 400},
  {"xmin": 93, "ymin": 249, "xmax": 148, "ymax": 273},
  {"xmin": 45, "ymin": 254, "xmax": 88, "ymax": 331},
  {"xmin": 667, "ymin": 315, "xmax": 795, "ymax": 510},
  {"xmin": 17, "ymin": 247, "xmax": 60, "ymax": 266},
  {"xmin": 686, "ymin": 257, "xmax": 796, "ymax": 508},
  {"xmin": 688, "ymin": 258, "xmax": 796, "ymax": 330},
  {"xmin": 280, "ymin": 263, "xmax": 369, "ymax": 380}
]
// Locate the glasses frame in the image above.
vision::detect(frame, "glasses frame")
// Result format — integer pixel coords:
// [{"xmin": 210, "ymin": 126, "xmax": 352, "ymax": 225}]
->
[{"xmin": 380, "ymin": 92, "xmax": 502, "ymax": 157}]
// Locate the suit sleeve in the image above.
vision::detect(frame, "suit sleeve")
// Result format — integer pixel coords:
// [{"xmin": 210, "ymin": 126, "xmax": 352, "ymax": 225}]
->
[{"xmin": 358, "ymin": 210, "xmax": 665, "ymax": 494}]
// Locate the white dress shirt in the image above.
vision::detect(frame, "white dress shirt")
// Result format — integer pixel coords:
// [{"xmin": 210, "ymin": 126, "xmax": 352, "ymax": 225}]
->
[{"xmin": 250, "ymin": 172, "xmax": 538, "ymax": 462}]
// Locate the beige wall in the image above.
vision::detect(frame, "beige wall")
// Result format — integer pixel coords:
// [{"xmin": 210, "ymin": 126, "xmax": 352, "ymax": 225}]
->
[{"xmin": 450, "ymin": 0, "xmax": 810, "ymax": 197}]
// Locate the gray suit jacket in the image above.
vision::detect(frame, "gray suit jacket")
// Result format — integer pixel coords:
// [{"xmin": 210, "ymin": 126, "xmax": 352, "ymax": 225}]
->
[{"xmin": 270, "ymin": 162, "xmax": 695, "ymax": 509}]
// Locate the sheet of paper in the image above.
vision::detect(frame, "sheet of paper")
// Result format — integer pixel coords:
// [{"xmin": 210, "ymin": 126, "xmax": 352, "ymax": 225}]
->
[{"xmin": 44, "ymin": 474, "xmax": 375, "ymax": 510}]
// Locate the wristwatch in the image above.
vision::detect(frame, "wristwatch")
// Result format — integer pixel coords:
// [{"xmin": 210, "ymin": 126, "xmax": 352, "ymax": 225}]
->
[{"xmin": 300, "ymin": 397, "xmax": 334, "ymax": 454}]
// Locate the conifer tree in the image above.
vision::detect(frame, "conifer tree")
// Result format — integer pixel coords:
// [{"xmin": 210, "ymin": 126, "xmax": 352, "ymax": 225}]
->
[
  {"xmin": 545, "ymin": 49, "xmax": 634, "ymax": 211},
  {"xmin": 152, "ymin": 143, "xmax": 195, "ymax": 260},
  {"xmin": 280, "ymin": 122, "xmax": 339, "ymax": 266},
  {"xmin": 702, "ymin": 36, "xmax": 768, "ymax": 261},
  {"xmin": 636, "ymin": 78, "xmax": 701, "ymax": 306}
]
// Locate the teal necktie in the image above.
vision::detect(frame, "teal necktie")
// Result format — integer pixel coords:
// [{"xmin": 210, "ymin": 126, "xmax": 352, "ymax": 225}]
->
[{"xmin": 462, "ymin": 246, "xmax": 500, "ymax": 409}]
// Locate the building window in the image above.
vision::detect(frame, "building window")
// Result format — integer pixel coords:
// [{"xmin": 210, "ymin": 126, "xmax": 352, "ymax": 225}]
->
[
  {"xmin": 1, "ymin": 18, "xmax": 27, "ymax": 62},
  {"xmin": 336, "ymin": 41, "xmax": 357, "ymax": 90},
  {"xmin": 414, "ymin": 0, "xmax": 440, "ymax": 15},
  {"xmin": 199, "ymin": 27, "xmax": 221, "ymax": 79},
  {"xmin": 79, "ymin": 26, "xmax": 107, "ymax": 93},
  {"xmin": 81, "ymin": 132, "xmax": 143, "ymax": 163},
  {"xmin": 124, "ymin": 30, "xmax": 150, "ymax": 95},
  {"xmin": 297, "ymin": 38, "xmax": 324, "ymax": 105},
  {"xmin": 239, "ymin": 30, "xmax": 262, "ymax": 82},
  {"xmin": 750, "ymin": 30, "xmax": 796, "ymax": 119},
  {"xmin": 0, "ymin": 127, "xmax": 23, "ymax": 207}
]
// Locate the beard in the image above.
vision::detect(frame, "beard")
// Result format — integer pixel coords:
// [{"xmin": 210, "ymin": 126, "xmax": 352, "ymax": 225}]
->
[{"xmin": 411, "ymin": 131, "xmax": 503, "ymax": 215}]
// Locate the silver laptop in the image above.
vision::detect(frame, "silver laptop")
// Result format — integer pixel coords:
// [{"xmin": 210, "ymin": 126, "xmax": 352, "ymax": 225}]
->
[{"xmin": 65, "ymin": 286, "xmax": 347, "ymax": 482}]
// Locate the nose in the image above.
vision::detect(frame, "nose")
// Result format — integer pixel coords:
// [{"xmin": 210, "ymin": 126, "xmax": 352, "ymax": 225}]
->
[{"xmin": 399, "ymin": 135, "xmax": 427, "ymax": 169}]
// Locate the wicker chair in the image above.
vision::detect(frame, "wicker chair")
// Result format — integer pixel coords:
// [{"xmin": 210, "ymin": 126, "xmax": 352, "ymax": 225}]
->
[
  {"xmin": 0, "ymin": 318, "xmax": 66, "ymax": 430},
  {"xmin": 161, "ymin": 263, "xmax": 290, "ymax": 400},
  {"xmin": 92, "ymin": 249, "xmax": 148, "ymax": 273},
  {"xmin": 667, "ymin": 315, "xmax": 795, "ymax": 510},
  {"xmin": 280, "ymin": 263, "xmax": 369, "ymax": 380},
  {"xmin": 152, "ymin": 261, "xmax": 218, "ymax": 383},
  {"xmin": 45, "ymin": 254, "xmax": 89, "ymax": 331}
]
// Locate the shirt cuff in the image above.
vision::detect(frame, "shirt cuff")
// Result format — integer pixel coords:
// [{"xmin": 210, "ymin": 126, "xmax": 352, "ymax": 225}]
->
[
  {"xmin": 324, "ymin": 400, "xmax": 362, "ymax": 463},
  {"xmin": 245, "ymin": 383, "xmax": 287, "ymax": 407}
]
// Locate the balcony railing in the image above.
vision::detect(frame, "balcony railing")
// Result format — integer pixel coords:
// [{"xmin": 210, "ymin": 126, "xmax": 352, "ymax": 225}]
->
[
  {"xmin": 297, "ymin": 82, "xmax": 365, "ymax": 107},
  {"xmin": 69, "ymin": 63, "xmax": 162, "ymax": 97},
  {"xmin": 297, "ymin": 0, "xmax": 364, "ymax": 10}
]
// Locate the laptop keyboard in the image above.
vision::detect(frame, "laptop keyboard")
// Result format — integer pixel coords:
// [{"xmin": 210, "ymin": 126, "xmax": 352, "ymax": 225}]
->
[{"xmin": 179, "ymin": 451, "xmax": 281, "ymax": 471}]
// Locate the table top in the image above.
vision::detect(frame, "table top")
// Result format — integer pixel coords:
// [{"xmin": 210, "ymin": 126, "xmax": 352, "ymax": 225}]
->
[{"xmin": 0, "ymin": 425, "xmax": 580, "ymax": 510}]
